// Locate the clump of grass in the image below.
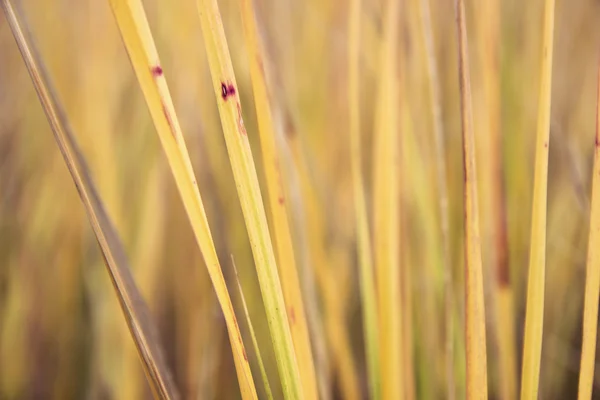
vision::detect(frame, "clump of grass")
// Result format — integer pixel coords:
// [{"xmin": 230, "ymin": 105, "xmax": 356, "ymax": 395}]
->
[
  {"xmin": 195, "ymin": 0, "xmax": 302, "ymax": 398},
  {"xmin": 106, "ymin": 0, "xmax": 257, "ymax": 397},
  {"xmin": 4, "ymin": 0, "xmax": 600, "ymax": 399}
]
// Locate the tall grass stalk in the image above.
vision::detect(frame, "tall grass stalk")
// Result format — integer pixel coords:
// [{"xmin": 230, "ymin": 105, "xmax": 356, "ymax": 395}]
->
[
  {"xmin": 0, "ymin": 1, "xmax": 178, "ymax": 398},
  {"xmin": 475, "ymin": 0, "xmax": 517, "ymax": 397},
  {"xmin": 106, "ymin": 1, "xmax": 257, "ymax": 397},
  {"xmin": 577, "ymin": 60, "xmax": 600, "ymax": 400},
  {"xmin": 455, "ymin": 0, "xmax": 488, "ymax": 397},
  {"xmin": 232, "ymin": 257, "xmax": 274, "ymax": 400},
  {"xmin": 520, "ymin": 0, "xmax": 555, "ymax": 397},
  {"xmin": 348, "ymin": 0, "xmax": 381, "ymax": 398},
  {"xmin": 414, "ymin": 0, "xmax": 455, "ymax": 396},
  {"xmin": 195, "ymin": 0, "xmax": 302, "ymax": 398},
  {"xmin": 373, "ymin": 0, "xmax": 402, "ymax": 398}
]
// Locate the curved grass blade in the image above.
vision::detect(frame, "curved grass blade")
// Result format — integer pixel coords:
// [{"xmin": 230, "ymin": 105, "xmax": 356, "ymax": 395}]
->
[
  {"xmin": 455, "ymin": 0, "xmax": 489, "ymax": 398},
  {"xmin": 577, "ymin": 59, "xmax": 600, "ymax": 400},
  {"xmin": 0, "ymin": 2, "xmax": 178, "ymax": 398},
  {"xmin": 373, "ymin": 0, "xmax": 402, "ymax": 397},
  {"xmin": 195, "ymin": 1, "xmax": 303, "ymax": 398},
  {"xmin": 237, "ymin": 0, "xmax": 318, "ymax": 396},
  {"xmin": 105, "ymin": 1, "xmax": 257, "ymax": 398},
  {"xmin": 348, "ymin": 0, "xmax": 381, "ymax": 397},
  {"xmin": 520, "ymin": 0, "xmax": 555, "ymax": 398}
]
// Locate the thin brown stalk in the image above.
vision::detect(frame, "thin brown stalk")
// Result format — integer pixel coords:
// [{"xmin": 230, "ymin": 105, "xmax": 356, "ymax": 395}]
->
[{"xmin": 456, "ymin": 0, "xmax": 489, "ymax": 397}]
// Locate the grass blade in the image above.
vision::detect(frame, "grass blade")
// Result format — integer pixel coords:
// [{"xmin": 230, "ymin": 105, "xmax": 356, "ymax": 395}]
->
[
  {"xmin": 455, "ymin": 0, "xmax": 489, "ymax": 398},
  {"xmin": 414, "ymin": 0, "xmax": 456, "ymax": 396},
  {"xmin": 348, "ymin": 0, "xmax": 381, "ymax": 398},
  {"xmin": 520, "ymin": 0, "xmax": 555, "ymax": 397},
  {"xmin": 0, "ymin": 2, "xmax": 178, "ymax": 398},
  {"xmin": 373, "ymin": 0, "xmax": 401, "ymax": 397},
  {"xmin": 195, "ymin": 1, "xmax": 303, "ymax": 398},
  {"xmin": 237, "ymin": 0, "xmax": 318, "ymax": 397},
  {"xmin": 231, "ymin": 256, "xmax": 274, "ymax": 400},
  {"xmin": 475, "ymin": 0, "xmax": 517, "ymax": 398},
  {"xmin": 105, "ymin": 1, "xmax": 257, "ymax": 398},
  {"xmin": 577, "ymin": 59, "xmax": 600, "ymax": 400}
]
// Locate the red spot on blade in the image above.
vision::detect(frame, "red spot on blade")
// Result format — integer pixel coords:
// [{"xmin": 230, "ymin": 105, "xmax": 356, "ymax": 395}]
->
[
  {"xmin": 289, "ymin": 307, "xmax": 296, "ymax": 325},
  {"xmin": 221, "ymin": 82, "xmax": 236, "ymax": 101},
  {"xmin": 151, "ymin": 65, "xmax": 163, "ymax": 77},
  {"xmin": 278, "ymin": 196, "xmax": 285, "ymax": 205}
]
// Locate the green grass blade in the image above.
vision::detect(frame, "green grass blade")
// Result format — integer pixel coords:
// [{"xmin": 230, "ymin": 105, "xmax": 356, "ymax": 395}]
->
[
  {"xmin": 349, "ymin": 0, "xmax": 381, "ymax": 398},
  {"xmin": 415, "ymin": 0, "xmax": 455, "ymax": 396},
  {"xmin": 231, "ymin": 256, "xmax": 274, "ymax": 400}
]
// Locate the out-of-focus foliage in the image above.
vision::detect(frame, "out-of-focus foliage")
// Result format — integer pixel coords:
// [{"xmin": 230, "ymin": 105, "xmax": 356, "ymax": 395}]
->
[{"xmin": 1, "ymin": 0, "xmax": 600, "ymax": 398}]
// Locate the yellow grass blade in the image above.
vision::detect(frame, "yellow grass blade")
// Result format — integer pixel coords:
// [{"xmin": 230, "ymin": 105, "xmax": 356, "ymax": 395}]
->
[
  {"xmin": 349, "ymin": 0, "xmax": 381, "ymax": 397},
  {"xmin": 231, "ymin": 257, "xmax": 274, "ymax": 400},
  {"xmin": 195, "ymin": 1, "xmax": 302, "ymax": 398},
  {"xmin": 373, "ymin": 0, "xmax": 401, "ymax": 398},
  {"xmin": 105, "ymin": 1, "xmax": 257, "ymax": 398},
  {"xmin": 0, "ymin": 2, "xmax": 178, "ymax": 398},
  {"xmin": 455, "ymin": 0, "xmax": 489, "ymax": 398},
  {"xmin": 237, "ymin": 0, "xmax": 317, "ymax": 397},
  {"xmin": 520, "ymin": 0, "xmax": 555, "ymax": 398},
  {"xmin": 577, "ymin": 60, "xmax": 600, "ymax": 400},
  {"xmin": 475, "ymin": 0, "xmax": 517, "ymax": 398}
]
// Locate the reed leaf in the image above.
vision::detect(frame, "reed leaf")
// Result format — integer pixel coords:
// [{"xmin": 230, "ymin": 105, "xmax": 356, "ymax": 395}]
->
[
  {"xmin": 455, "ymin": 0, "xmax": 488, "ymax": 397},
  {"xmin": 577, "ymin": 59, "xmax": 600, "ymax": 400},
  {"xmin": 520, "ymin": 0, "xmax": 555, "ymax": 397},
  {"xmin": 373, "ymin": 0, "xmax": 402, "ymax": 397},
  {"xmin": 232, "ymin": 256, "xmax": 274, "ymax": 400},
  {"xmin": 348, "ymin": 0, "xmax": 381, "ymax": 397}
]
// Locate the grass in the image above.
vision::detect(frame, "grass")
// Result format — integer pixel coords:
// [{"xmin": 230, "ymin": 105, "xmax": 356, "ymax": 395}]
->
[
  {"xmin": 2, "ymin": 0, "xmax": 600, "ymax": 399},
  {"xmin": 195, "ymin": 0, "xmax": 302, "ymax": 398},
  {"xmin": 237, "ymin": 0, "xmax": 318, "ymax": 396},
  {"xmin": 106, "ymin": 0, "xmax": 257, "ymax": 397},
  {"xmin": 0, "ymin": 1, "xmax": 178, "ymax": 398},
  {"xmin": 372, "ymin": 0, "xmax": 402, "ymax": 398},
  {"xmin": 348, "ymin": 0, "xmax": 381, "ymax": 397},
  {"xmin": 520, "ymin": 0, "xmax": 555, "ymax": 398},
  {"xmin": 578, "ymin": 59, "xmax": 600, "ymax": 400},
  {"xmin": 455, "ymin": 0, "xmax": 488, "ymax": 397}
]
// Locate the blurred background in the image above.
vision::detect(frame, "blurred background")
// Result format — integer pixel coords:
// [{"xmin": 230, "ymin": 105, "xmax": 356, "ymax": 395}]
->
[{"xmin": 1, "ymin": 0, "xmax": 600, "ymax": 398}]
